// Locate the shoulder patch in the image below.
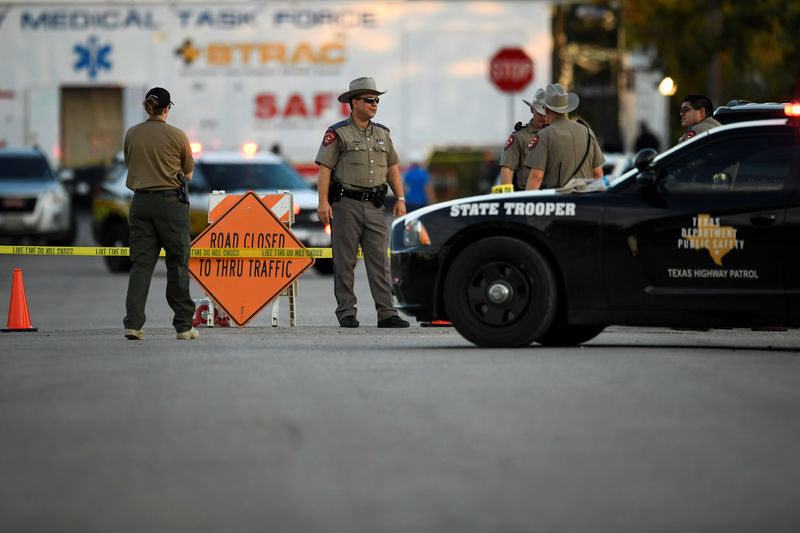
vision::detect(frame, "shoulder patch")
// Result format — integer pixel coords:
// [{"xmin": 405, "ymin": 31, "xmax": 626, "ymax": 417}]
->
[
  {"xmin": 374, "ymin": 122, "xmax": 390, "ymax": 132},
  {"xmin": 686, "ymin": 129, "xmax": 696, "ymax": 139},
  {"xmin": 528, "ymin": 135, "xmax": 539, "ymax": 150},
  {"xmin": 322, "ymin": 128, "xmax": 337, "ymax": 147},
  {"xmin": 504, "ymin": 134, "xmax": 515, "ymax": 151}
]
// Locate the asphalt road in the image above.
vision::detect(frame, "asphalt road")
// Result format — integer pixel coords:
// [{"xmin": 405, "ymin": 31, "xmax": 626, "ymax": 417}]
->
[{"xmin": 1, "ymin": 210, "xmax": 799, "ymax": 532}]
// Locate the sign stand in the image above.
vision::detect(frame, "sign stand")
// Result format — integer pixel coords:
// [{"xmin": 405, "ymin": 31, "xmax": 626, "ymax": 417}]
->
[{"xmin": 271, "ymin": 280, "xmax": 297, "ymax": 327}]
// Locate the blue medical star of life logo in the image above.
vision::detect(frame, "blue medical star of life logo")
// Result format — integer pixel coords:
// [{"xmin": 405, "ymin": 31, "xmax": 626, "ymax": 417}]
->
[{"xmin": 73, "ymin": 36, "xmax": 112, "ymax": 79}]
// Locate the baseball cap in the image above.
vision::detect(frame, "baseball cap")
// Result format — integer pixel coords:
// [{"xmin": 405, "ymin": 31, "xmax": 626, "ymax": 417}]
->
[{"xmin": 145, "ymin": 87, "xmax": 174, "ymax": 107}]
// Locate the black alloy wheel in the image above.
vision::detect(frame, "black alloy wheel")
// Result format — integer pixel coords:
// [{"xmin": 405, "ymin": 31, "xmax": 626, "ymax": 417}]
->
[{"xmin": 444, "ymin": 237, "xmax": 558, "ymax": 347}]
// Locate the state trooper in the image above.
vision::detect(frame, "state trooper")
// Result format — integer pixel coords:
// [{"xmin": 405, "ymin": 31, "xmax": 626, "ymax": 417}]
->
[
  {"xmin": 315, "ymin": 77, "xmax": 410, "ymax": 328},
  {"xmin": 525, "ymin": 83, "xmax": 605, "ymax": 190},
  {"xmin": 677, "ymin": 94, "xmax": 721, "ymax": 144},
  {"xmin": 498, "ymin": 88, "xmax": 550, "ymax": 190}
]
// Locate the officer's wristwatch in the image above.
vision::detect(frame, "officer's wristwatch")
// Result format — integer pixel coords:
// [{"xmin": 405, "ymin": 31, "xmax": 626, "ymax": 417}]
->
[{"xmin": 397, "ymin": 196, "xmax": 406, "ymax": 202}]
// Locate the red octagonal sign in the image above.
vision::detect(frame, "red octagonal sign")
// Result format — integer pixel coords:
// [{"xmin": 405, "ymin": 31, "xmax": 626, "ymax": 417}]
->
[{"xmin": 489, "ymin": 47, "xmax": 534, "ymax": 93}]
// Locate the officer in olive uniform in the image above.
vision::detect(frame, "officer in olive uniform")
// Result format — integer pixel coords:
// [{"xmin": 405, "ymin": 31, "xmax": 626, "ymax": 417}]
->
[
  {"xmin": 499, "ymin": 88, "xmax": 549, "ymax": 190},
  {"xmin": 123, "ymin": 87, "xmax": 198, "ymax": 340},
  {"xmin": 525, "ymin": 83, "xmax": 605, "ymax": 190},
  {"xmin": 678, "ymin": 94, "xmax": 722, "ymax": 144},
  {"xmin": 315, "ymin": 77, "xmax": 410, "ymax": 328}
]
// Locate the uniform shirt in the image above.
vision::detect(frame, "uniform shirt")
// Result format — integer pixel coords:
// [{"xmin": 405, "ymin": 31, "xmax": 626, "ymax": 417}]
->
[
  {"xmin": 315, "ymin": 115, "xmax": 399, "ymax": 190},
  {"xmin": 124, "ymin": 117, "xmax": 194, "ymax": 191},
  {"xmin": 498, "ymin": 121, "xmax": 538, "ymax": 189},
  {"xmin": 524, "ymin": 116, "xmax": 605, "ymax": 189},
  {"xmin": 678, "ymin": 116, "xmax": 722, "ymax": 143}
]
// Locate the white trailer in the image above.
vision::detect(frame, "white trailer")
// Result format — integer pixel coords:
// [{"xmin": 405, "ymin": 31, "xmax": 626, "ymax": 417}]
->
[{"xmin": 0, "ymin": 1, "xmax": 553, "ymax": 171}]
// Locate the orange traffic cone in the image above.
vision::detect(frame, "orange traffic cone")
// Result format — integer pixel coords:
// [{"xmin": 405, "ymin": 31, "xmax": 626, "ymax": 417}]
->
[{"xmin": 2, "ymin": 269, "xmax": 38, "ymax": 332}]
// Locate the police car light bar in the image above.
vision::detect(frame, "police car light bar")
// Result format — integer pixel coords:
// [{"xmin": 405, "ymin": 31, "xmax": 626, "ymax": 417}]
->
[{"xmin": 785, "ymin": 103, "xmax": 800, "ymax": 117}]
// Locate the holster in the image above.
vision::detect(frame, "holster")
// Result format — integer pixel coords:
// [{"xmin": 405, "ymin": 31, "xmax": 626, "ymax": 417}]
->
[
  {"xmin": 372, "ymin": 183, "xmax": 388, "ymax": 208},
  {"xmin": 176, "ymin": 172, "xmax": 189, "ymax": 205},
  {"xmin": 328, "ymin": 180, "xmax": 344, "ymax": 203}
]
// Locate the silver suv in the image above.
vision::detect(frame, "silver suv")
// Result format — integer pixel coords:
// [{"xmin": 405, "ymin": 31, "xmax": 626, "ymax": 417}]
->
[{"xmin": 0, "ymin": 148, "xmax": 75, "ymax": 245}]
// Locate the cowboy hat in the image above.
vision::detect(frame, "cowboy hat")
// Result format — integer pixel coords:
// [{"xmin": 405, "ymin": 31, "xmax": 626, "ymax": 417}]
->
[
  {"xmin": 338, "ymin": 77, "xmax": 386, "ymax": 103},
  {"xmin": 522, "ymin": 88, "xmax": 546, "ymax": 114},
  {"xmin": 543, "ymin": 83, "xmax": 579, "ymax": 113}
]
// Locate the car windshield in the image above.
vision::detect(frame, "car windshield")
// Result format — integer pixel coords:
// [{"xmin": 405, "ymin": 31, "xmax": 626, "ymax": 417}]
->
[
  {"xmin": 0, "ymin": 156, "xmax": 53, "ymax": 180},
  {"xmin": 198, "ymin": 161, "xmax": 312, "ymax": 191}
]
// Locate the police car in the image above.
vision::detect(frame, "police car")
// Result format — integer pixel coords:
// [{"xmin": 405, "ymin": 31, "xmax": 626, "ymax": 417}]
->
[
  {"xmin": 92, "ymin": 144, "xmax": 331, "ymax": 273},
  {"xmin": 390, "ymin": 102, "xmax": 800, "ymax": 347}
]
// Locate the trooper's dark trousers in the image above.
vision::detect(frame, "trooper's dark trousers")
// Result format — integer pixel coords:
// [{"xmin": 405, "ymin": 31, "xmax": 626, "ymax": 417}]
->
[{"xmin": 123, "ymin": 192, "xmax": 194, "ymax": 332}]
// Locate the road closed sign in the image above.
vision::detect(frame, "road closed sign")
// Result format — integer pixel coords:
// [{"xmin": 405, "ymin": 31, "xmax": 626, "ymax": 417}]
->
[{"xmin": 189, "ymin": 191, "xmax": 314, "ymax": 326}]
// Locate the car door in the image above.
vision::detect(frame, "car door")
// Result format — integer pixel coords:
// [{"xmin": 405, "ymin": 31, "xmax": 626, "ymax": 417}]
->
[
  {"xmin": 187, "ymin": 164, "xmax": 211, "ymax": 236},
  {"xmin": 783, "ymin": 130, "xmax": 800, "ymax": 318},
  {"xmin": 608, "ymin": 127, "xmax": 796, "ymax": 320}
]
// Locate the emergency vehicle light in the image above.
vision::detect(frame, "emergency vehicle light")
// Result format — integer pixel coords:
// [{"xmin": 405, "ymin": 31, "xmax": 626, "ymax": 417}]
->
[
  {"xmin": 241, "ymin": 142, "xmax": 258, "ymax": 157},
  {"xmin": 190, "ymin": 142, "xmax": 203, "ymax": 155},
  {"xmin": 784, "ymin": 103, "xmax": 800, "ymax": 117},
  {"xmin": 293, "ymin": 201, "xmax": 301, "ymax": 216}
]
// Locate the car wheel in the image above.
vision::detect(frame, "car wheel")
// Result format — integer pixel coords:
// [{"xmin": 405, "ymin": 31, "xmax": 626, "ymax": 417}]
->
[
  {"xmin": 444, "ymin": 237, "xmax": 558, "ymax": 347},
  {"xmin": 313, "ymin": 258, "xmax": 334, "ymax": 275},
  {"xmin": 537, "ymin": 324, "xmax": 605, "ymax": 346},
  {"xmin": 104, "ymin": 222, "xmax": 132, "ymax": 273}
]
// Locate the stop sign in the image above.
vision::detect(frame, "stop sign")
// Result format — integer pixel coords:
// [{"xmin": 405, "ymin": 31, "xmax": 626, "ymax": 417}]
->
[{"xmin": 489, "ymin": 48, "xmax": 534, "ymax": 93}]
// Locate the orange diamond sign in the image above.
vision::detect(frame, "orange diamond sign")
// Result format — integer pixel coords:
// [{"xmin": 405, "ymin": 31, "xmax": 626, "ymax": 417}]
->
[{"xmin": 189, "ymin": 191, "xmax": 314, "ymax": 326}]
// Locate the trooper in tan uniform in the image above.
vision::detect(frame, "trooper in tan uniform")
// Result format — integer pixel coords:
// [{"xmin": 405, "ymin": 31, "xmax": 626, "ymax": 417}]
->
[
  {"xmin": 499, "ymin": 88, "xmax": 550, "ymax": 190},
  {"xmin": 123, "ymin": 87, "xmax": 198, "ymax": 340},
  {"xmin": 525, "ymin": 83, "xmax": 605, "ymax": 190},
  {"xmin": 677, "ymin": 94, "xmax": 721, "ymax": 144},
  {"xmin": 315, "ymin": 77, "xmax": 409, "ymax": 328}
]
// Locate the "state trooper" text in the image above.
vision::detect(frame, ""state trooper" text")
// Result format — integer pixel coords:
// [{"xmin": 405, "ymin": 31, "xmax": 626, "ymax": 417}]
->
[{"xmin": 449, "ymin": 201, "xmax": 576, "ymax": 217}]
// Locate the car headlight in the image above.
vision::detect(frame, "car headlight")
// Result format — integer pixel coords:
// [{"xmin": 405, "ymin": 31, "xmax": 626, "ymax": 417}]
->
[
  {"xmin": 42, "ymin": 186, "xmax": 69, "ymax": 207},
  {"xmin": 403, "ymin": 218, "xmax": 431, "ymax": 247}
]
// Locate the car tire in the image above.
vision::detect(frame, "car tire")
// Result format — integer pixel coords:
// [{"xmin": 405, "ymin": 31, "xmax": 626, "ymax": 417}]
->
[
  {"xmin": 313, "ymin": 258, "xmax": 334, "ymax": 275},
  {"xmin": 104, "ymin": 222, "xmax": 132, "ymax": 273},
  {"xmin": 537, "ymin": 324, "xmax": 605, "ymax": 346},
  {"xmin": 444, "ymin": 237, "xmax": 558, "ymax": 347}
]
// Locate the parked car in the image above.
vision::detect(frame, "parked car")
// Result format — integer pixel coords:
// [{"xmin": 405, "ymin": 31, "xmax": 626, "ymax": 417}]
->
[
  {"xmin": 389, "ymin": 102, "xmax": 800, "ymax": 347},
  {"xmin": 92, "ymin": 147, "xmax": 331, "ymax": 274},
  {"xmin": 0, "ymin": 148, "xmax": 75, "ymax": 245},
  {"xmin": 601, "ymin": 152, "xmax": 634, "ymax": 179}
]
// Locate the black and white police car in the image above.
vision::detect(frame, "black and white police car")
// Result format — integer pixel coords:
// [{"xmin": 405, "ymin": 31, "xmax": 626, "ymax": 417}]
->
[{"xmin": 390, "ymin": 102, "xmax": 800, "ymax": 347}]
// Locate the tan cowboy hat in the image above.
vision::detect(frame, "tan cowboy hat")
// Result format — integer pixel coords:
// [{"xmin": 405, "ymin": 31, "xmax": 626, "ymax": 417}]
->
[
  {"xmin": 338, "ymin": 77, "xmax": 386, "ymax": 103},
  {"xmin": 543, "ymin": 83, "xmax": 579, "ymax": 113},
  {"xmin": 522, "ymin": 88, "xmax": 546, "ymax": 114}
]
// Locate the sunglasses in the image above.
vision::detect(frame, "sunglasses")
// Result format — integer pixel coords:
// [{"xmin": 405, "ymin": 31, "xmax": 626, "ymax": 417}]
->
[
  {"xmin": 356, "ymin": 97, "xmax": 380, "ymax": 104},
  {"xmin": 679, "ymin": 106, "xmax": 695, "ymax": 113}
]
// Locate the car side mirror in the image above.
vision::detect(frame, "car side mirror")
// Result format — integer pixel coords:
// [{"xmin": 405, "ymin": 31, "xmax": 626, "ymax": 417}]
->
[
  {"xmin": 636, "ymin": 170, "xmax": 656, "ymax": 190},
  {"xmin": 634, "ymin": 148, "xmax": 657, "ymax": 171}
]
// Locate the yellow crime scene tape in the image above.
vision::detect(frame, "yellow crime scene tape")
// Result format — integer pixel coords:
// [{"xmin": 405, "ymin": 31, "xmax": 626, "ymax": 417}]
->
[{"xmin": 0, "ymin": 245, "xmax": 355, "ymax": 259}]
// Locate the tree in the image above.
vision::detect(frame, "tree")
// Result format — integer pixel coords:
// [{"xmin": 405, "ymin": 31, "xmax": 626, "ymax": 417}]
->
[{"xmin": 622, "ymin": 0, "xmax": 800, "ymax": 136}]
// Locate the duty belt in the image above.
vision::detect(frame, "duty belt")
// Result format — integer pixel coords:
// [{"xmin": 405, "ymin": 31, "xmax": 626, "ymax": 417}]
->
[
  {"xmin": 135, "ymin": 189, "xmax": 179, "ymax": 196},
  {"xmin": 341, "ymin": 189, "xmax": 376, "ymax": 202}
]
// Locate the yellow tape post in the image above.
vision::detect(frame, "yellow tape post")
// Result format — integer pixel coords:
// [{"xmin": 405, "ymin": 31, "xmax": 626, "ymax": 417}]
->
[{"xmin": 0, "ymin": 245, "xmax": 358, "ymax": 259}]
